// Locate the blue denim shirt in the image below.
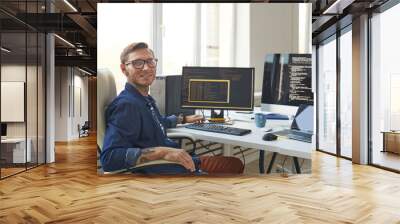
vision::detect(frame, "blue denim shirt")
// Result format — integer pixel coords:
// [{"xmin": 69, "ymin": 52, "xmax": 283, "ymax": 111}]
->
[{"xmin": 100, "ymin": 83, "xmax": 178, "ymax": 172}]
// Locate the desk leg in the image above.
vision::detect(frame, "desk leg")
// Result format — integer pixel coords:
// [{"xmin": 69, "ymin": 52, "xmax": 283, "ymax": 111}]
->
[
  {"xmin": 266, "ymin": 152, "xmax": 278, "ymax": 174},
  {"xmin": 223, "ymin": 144, "xmax": 233, "ymax": 156},
  {"xmin": 382, "ymin": 133, "xmax": 386, "ymax": 152},
  {"xmin": 293, "ymin": 157, "xmax": 301, "ymax": 174},
  {"xmin": 259, "ymin": 150, "xmax": 265, "ymax": 174}
]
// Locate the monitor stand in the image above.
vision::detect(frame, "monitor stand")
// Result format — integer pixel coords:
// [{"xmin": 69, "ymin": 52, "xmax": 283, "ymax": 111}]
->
[{"xmin": 209, "ymin": 109, "xmax": 225, "ymax": 123}]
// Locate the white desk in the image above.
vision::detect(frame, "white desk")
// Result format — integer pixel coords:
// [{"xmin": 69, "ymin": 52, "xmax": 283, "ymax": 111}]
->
[
  {"xmin": 168, "ymin": 111, "xmax": 312, "ymax": 174},
  {"xmin": 1, "ymin": 138, "xmax": 32, "ymax": 163}
]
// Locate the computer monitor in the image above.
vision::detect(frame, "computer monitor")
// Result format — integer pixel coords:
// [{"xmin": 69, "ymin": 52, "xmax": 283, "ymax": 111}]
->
[
  {"xmin": 261, "ymin": 53, "xmax": 313, "ymax": 115},
  {"xmin": 181, "ymin": 67, "xmax": 255, "ymax": 114},
  {"xmin": 291, "ymin": 104, "xmax": 314, "ymax": 133},
  {"xmin": 1, "ymin": 123, "xmax": 7, "ymax": 137}
]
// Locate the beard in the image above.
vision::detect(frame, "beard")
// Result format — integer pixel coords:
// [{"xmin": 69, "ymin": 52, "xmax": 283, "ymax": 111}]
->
[{"xmin": 128, "ymin": 71, "xmax": 155, "ymax": 87}]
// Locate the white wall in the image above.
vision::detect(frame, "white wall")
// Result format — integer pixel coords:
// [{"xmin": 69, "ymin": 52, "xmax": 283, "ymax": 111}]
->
[
  {"xmin": 73, "ymin": 73, "xmax": 89, "ymax": 138},
  {"xmin": 1, "ymin": 63, "xmax": 46, "ymax": 163},
  {"xmin": 1, "ymin": 65, "xmax": 38, "ymax": 137},
  {"xmin": 298, "ymin": 3, "xmax": 312, "ymax": 54},
  {"xmin": 1, "ymin": 65, "xmax": 26, "ymax": 142},
  {"xmin": 249, "ymin": 3, "xmax": 312, "ymax": 93},
  {"xmin": 55, "ymin": 67, "xmax": 68, "ymax": 141},
  {"xmin": 55, "ymin": 67, "xmax": 89, "ymax": 141}
]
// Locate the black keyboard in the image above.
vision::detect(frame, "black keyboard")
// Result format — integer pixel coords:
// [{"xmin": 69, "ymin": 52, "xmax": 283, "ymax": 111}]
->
[
  {"xmin": 185, "ymin": 123, "xmax": 251, "ymax": 136},
  {"xmin": 272, "ymin": 129, "xmax": 313, "ymax": 143}
]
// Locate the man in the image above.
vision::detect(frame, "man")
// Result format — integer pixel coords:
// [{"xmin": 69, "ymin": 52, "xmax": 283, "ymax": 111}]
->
[{"xmin": 100, "ymin": 42, "xmax": 243, "ymax": 174}]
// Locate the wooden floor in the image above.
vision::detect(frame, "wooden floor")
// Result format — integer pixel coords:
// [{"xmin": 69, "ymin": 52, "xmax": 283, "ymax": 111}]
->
[
  {"xmin": 1, "ymin": 167, "xmax": 26, "ymax": 178},
  {"xmin": 372, "ymin": 150, "xmax": 400, "ymax": 171},
  {"xmin": 1, "ymin": 163, "xmax": 45, "ymax": 178},
  {"xmin": 1, "ymin": 135, "xmax": 400, "ymax": 223}
]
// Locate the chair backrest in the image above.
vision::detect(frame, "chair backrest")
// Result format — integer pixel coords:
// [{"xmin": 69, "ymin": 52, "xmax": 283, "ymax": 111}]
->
[
  {"xmin": 97, "ymin": 68, "xmax": 117, "ymax": 151},
  {"xmin": 81, "ymin": 121, "xmax": 89, "ymax": 129}
]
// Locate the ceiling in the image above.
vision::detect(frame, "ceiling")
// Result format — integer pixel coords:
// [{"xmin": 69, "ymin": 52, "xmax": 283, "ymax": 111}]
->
[
  {"xmin": 0, "ymin": 0, "xmax": 99, "ymax": 74},
  {"xmin": 311, "ymin": 0, "xmax": 390, "ymax": 44},
  {"xmin": 0, "ymin": 0, "xmax": 394, "ymax": 74}
]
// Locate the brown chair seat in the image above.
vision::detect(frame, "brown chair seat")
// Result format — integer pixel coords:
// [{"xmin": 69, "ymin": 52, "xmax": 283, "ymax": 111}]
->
[{"xmin": 200, "ymin": 156, "xmax": 244, "ymax": 174}]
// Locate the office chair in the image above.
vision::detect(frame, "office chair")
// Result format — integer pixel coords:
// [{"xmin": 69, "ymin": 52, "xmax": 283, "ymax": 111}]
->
[
  {"xmin": 78, "ymin": 121, "xmax": 90, "ymax": 138},
  {"xmin": 97, "ymin": 68, "xmax": 197, "ymax": 174}
]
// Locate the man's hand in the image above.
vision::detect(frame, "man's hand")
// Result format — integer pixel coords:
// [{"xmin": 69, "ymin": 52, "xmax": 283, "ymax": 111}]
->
[
  {"xmin": 163, "ymin": 148, "xmax": 195, "ymax": 172},
  {"xmin": 185, "ymin": 114, "xmax": 204, "ymax": 124},
  {"xmin": 136, "ymin": 147, "xmax": 195, "ymax": 172}
]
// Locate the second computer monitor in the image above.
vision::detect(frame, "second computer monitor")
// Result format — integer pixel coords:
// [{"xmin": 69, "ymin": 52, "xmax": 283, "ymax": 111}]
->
[
  {"xmin": 1, "ymin": 123, "xmax": 7, "ymax": 137},
  {"xmin": 181, "ymin": 66, "xmax": 255, "ymax": 111},
  {"xmin": 261, "ymin": 53, "xmax": 313, "ymax": 115}
]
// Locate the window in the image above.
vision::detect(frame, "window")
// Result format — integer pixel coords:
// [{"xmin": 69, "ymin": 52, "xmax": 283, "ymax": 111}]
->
[
  {"xmin": 162, "ymin": 3, "xmax": 236, "ymax": 73},
  {"xmin": 162, "ymin": 4, "xmax": 197, "ymax": 75},
  {"xmin": 98, "ymin": 3, "xmax": 243, "ymax": 90},
  {"xmin": 339, "ymin": 28, "xmax": 352, "ymax": 158},
  {"xmin": 200, "ymin": 4, "xmax": 235, "ymax": 66},
  {"xmin": 316, "ymin": 27, "xmax": 353, "ymax": 159},
  {"xmin": 201, "ymin": 4, "xmax": 219, "ymax": 66},
  {"xmin": 370, "ymin": 3, "xmax": 400, "ymax": 171},
  {"xmin": 317, "ymin": 36, "xmax": 337, "ymax": 155},
  {"xmin": 0, "ymin": 1, "xmax": 46, "ymax": 179}
]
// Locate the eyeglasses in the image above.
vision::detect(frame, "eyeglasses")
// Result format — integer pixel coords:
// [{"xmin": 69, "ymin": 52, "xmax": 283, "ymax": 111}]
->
[{"xmin": 125, "ymin": 58, "xmax": 158, "ymax": 69}]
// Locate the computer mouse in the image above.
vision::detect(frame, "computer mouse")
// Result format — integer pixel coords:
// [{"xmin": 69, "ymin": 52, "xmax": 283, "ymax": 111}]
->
[{"xmin": 263, "ymin": 133, "xmax": 278, "ymax": 141}]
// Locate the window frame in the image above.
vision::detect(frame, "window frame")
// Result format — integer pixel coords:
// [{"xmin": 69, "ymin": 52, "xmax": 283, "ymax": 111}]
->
[
  {"xmin": 315, "ymin": 24, "xmax": 353, "ymax": 161},
  {"xmin": 368, "ymin": 0, "xmax": 400, "ymax": 173},
  {"xmin": 0, "ymin": 1, "xmax": 47, "ymax": 180}
]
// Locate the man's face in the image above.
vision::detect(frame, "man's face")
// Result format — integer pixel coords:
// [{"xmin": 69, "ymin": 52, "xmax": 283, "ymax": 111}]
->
[{"xmin": 121, "ymin": 48, "xmax": 156, "ymax": 88}]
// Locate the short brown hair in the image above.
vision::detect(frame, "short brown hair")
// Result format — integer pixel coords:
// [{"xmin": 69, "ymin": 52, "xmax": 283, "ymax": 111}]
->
[{"xmin": 120, "ymin": 42, "xmax": 154, "ymax": 64}]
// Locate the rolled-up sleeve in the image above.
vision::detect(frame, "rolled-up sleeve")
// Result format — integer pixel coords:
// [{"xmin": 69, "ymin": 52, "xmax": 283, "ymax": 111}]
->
[{"xmin": 100, "ymin": 100, "xmax": 143, "ymax": 172}]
